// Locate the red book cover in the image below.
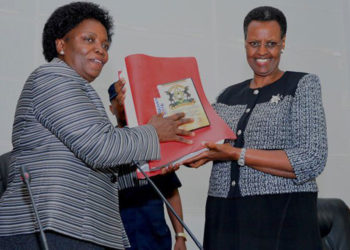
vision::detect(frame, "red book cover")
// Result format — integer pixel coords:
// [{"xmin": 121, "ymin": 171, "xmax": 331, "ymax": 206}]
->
[{"xmin": 123, "ymin": 54, "xmax": 236, "ymax": 178}]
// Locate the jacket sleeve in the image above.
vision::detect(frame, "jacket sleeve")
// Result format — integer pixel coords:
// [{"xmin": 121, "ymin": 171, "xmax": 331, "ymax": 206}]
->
[
  {"xmin": 31, "ymin": 65, "xmax": 160, "ymax": 169},
  {"xmin": 285, "ymin": 74, "xmax": 328, "ymax": 184}
]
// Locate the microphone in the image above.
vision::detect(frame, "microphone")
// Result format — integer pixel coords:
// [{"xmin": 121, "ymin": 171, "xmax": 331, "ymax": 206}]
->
[
  {"xmin": 134, "ymin": 162, "xmax": 203, "ymax": 250},
  {"xmin": 20, "ymin": 166, "xmax": 49, "ymax": 250}
]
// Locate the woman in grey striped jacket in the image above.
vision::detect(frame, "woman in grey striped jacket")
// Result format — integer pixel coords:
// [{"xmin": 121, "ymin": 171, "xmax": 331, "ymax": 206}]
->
[{"xmin": 0, "ymin": 2, "xmax": 192, "ymax": 250}]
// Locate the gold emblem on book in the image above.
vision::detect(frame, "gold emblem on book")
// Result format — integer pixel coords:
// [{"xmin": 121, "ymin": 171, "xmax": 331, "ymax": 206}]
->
[
  {"xmin": 166, "ymin": 85, "xmax": 196, "ymax": 110},
  {"xmin": 157, "ymin": 78, "xmax": 210, "ymax": 131}
]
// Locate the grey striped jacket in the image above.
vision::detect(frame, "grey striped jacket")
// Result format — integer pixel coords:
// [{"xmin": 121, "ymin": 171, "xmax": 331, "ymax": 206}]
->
[{"xmin": 0, "ymin": 58, "xmax": 160, "ymax": 249}]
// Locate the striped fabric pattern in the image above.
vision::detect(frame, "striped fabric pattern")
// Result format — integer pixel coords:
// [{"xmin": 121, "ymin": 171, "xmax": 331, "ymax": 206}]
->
[
  {"xmin": 116, "ymin": 164, "xmax": 148, "ymax": 190},
  {"xmin": 0, "ymin": 58, "xmax": 160, "ymax": 249}
]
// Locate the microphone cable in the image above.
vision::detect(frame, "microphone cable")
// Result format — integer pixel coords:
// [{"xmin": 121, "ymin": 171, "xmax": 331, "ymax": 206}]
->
[
  {"xmin": 134, "ymin": 162, "xmax": 203, "ymax": 250},
  {"xmin": 20, "ymin": 166, "xmax": 49, "ymax": 250}
]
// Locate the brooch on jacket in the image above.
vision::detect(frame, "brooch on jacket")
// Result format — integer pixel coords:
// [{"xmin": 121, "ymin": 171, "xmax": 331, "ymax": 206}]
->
[{"xmin": 270, "ymin": 94, "xmax": 283, "ymax": 104}]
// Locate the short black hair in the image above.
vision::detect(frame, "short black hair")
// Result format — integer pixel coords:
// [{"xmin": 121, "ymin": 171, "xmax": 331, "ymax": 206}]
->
[
  {"xmin": 243, "ymin": 6, "xmax": 287, "ymax": 39},
  {"xmin": 42, "ymin": 1, "xmax": 114, "ymax": 62}
]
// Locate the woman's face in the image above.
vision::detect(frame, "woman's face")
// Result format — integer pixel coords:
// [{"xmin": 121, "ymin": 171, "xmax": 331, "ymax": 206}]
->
[
  {"xmin": 56, "ymin": 19, "xmax": 110, "ymax": 82},
  {"xmin": 245, "ymin": 20, "xmax": 285, "ymax": 79}
]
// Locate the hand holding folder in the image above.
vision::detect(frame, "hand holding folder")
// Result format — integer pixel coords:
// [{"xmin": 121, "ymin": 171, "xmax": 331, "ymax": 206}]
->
[
  {"xmin": 121, "ymin": 54, "xmax": 236, "ymax": 178},
  {"xmin": 147, "ymin": 112, "xmax": 195, "ymax": 144}
]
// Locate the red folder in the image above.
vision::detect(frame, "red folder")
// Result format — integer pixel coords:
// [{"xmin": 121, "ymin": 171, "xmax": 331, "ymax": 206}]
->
[{"xmin": 124, "ymin": 54, "xmax": 236, "ymax": 178}]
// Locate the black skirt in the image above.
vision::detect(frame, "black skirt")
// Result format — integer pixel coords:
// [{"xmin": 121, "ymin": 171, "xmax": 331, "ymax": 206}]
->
[{"xmin": 204, "ymin": 192, "xmax": 322, "ymax": 250}]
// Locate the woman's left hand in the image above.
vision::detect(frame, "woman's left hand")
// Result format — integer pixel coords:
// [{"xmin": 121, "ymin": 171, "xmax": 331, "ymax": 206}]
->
[
  {"xmin": 178, "ymin": 142, "xmax": 237, "ymax": 168},
  {"xmin": 174, "ymin": 237, "xmax": 187, "ymax": 250}
]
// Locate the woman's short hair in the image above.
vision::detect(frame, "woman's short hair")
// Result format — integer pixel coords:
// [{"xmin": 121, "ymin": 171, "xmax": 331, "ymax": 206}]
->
[
  {"xmin": 243, "ymin": 6, "xmax": 287, "ymax": 39},
  {"xmin": 42, "ymin": 1, "xmax": 114, "ymax": 62}
]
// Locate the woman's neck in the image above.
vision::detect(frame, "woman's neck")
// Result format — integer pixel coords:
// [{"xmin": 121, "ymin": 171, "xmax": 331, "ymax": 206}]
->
[{"xmin": 251, "ymin": 70, "xmax": 284, "ymax": 88}]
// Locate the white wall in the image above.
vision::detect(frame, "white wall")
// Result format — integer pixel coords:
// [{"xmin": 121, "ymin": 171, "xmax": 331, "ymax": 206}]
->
[{"xmin": 1, "ymin": 1, "xmax": 350, "ymax": 249}]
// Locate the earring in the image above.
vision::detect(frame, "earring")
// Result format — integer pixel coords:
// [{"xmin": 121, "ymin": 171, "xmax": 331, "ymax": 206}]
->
[
  {"xmin": 281, "ymin": 49, "xmax": 284, "ymax": 54},
  {"xmin": 59, "ymin": 51, "xmax": 64, "ymax": 55}
]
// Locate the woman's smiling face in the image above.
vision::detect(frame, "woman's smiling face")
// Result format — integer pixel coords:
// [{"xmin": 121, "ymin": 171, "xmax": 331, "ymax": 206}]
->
[
  {"xmin": 56, "ymin": 18, "xmax": 110, "ymax": 82},
  {"xmin": 245, "ymin": 20, "xmax": 285, "ymax": 80}
]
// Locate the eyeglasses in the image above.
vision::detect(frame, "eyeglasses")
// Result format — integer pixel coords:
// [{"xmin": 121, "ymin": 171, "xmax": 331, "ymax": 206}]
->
[{"xmin": 246, "ymin": 41, "xmax": 282, "ymax": 50}]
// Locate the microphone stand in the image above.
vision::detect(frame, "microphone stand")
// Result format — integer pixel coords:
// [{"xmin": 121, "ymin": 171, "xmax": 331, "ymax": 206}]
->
[
  {"xmin": 135, "ymin": 163, "xmax": 203, "ymax": 250},
  {"xmin": 20, "ymin": 166, "xmax": 49, "ymax": 250}
]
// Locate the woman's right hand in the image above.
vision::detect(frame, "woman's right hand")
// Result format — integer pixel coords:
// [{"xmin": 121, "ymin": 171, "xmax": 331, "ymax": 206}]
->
[
  {"xmin": 147, "ymin": 113, "xmax": 194, "ymax": 144},
  {"xmin": 178, "ymin": 142, "xmax": 238, "ymax": 168}
]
